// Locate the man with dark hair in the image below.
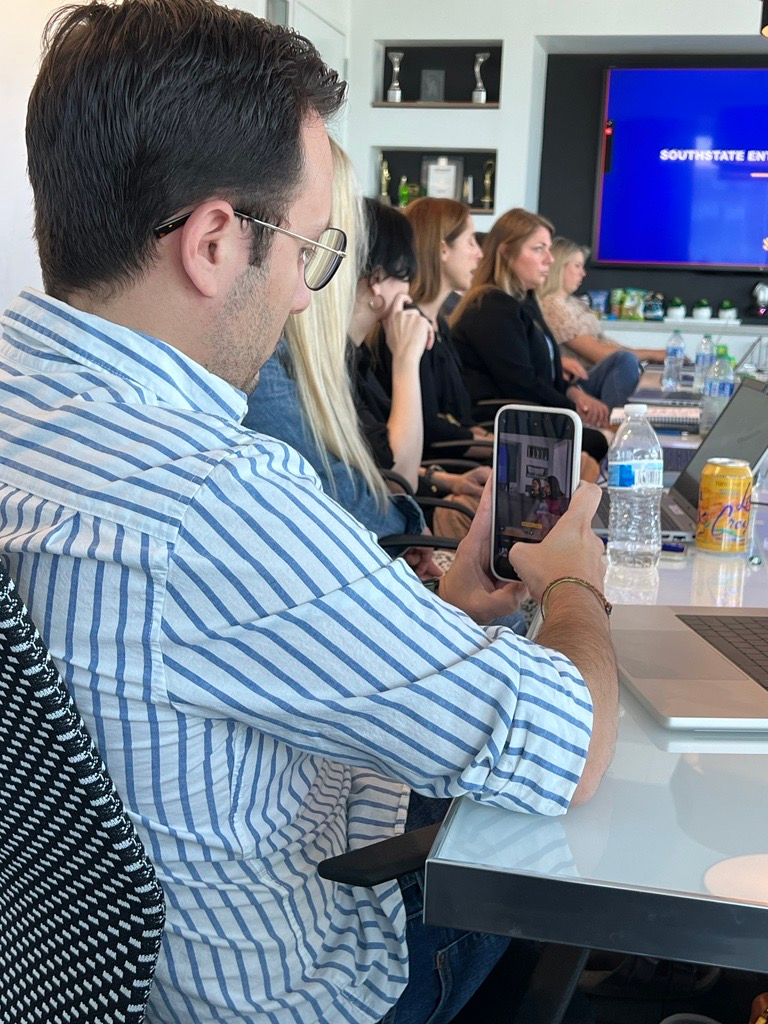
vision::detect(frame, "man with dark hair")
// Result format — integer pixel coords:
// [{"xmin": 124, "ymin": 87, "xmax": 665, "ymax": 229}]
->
[{"xmin": 0, "ymin": 2, "xmax": 616, "ymax": 1022}]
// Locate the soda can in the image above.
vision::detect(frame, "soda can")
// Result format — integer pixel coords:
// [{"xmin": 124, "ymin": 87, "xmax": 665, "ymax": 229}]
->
[{"xmin": 695, "ymin": 458, "xmax": 752, "ymax": 555}]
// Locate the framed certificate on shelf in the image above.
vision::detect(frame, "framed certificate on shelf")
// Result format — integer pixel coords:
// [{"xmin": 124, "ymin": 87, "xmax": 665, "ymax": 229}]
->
[{"xmin": 421, "ymin": 156, "xmax": 463, "ymax": 201}]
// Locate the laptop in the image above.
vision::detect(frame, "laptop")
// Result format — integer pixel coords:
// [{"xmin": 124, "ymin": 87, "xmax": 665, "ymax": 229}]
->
[
  {"xmin": 612, "ymin": 604, "xmax": 768, "ymax": 731},
  {"xmin": 593, "ymin": 377, "xmax": 768, "ymax": 542}
]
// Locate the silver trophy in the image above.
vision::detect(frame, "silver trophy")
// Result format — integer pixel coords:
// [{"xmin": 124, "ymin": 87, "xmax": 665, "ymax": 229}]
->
[
  {"xmin": 472, "ymin": 51, "xmax": 490, "ymax": 104},
  {"xmin": 387, "ymin": 51, "xmax": 403, "ymax": 103}
]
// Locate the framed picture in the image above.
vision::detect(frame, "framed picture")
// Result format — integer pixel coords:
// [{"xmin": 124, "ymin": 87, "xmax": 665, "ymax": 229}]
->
[
  {"xmin": 419, "ymin": 69, "xmax": 445, "ymax": 103},
  {"xmin": 526, "ymin": 464, "xmax": 546, "ymax": 478},
  {"xmin": 420, "ymin": 156, "xmax": 464, "ymax": 201},
  {"xmin": 527, "ymin": 444, "xmax": 549, "ymax": 460}
]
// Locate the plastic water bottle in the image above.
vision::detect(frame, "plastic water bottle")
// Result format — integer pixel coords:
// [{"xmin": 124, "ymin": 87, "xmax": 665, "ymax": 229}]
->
[
  {"xmin": 699, "ymin": 344, "xmax": 735, "ymax": 435},
  {"xmin": 692, "ymin": 334, "xmax": 715, "ymax": 392},
  {"xmin": 661, "ymin": 330, "xmax": 685, "ymax": 392},
  {"xmin": 607, "ymin": 404, "xmax": 664, "ymax": 568}
]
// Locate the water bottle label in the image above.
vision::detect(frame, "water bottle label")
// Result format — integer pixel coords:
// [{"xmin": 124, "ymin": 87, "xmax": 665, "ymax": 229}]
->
[
  {"xmin": 694, "ymin": 352, "xmax": 715, "ymax": 369},
  {"xmin": 705, "ymin": 380, "xmax": 734, "ymax": 398},
  {"xmin": 608, "ymin": 460, "xmax": 664, "ymax": 488}
]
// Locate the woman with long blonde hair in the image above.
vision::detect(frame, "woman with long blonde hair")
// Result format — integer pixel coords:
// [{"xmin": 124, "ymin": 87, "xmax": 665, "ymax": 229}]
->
[
  {"xmin": 450, "ymin": 208, "xmax": 609, "ymax": 464},
  {"xmin": 537, "ymin": 237, "xmax": 663, "ymax": 409},
  {"xmin": 244, "ymin": 142, "xmax": 487, "ymax": 550}
]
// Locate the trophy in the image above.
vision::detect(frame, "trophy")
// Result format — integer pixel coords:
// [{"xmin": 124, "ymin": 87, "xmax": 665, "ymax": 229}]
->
[
  {"xmin": 379, "ymin": 158, "xmax": 392, "ymax": 205},
  {"xmin": 387, "ymin": 51, "xmax": 403, "ymax": 103},
  {"xmin": 472, "ymin": 52, "xmax": 490, "ymax": 104},
  {"xmin": 481, "ymin": 159, "xmax": 495, "ymax": 209}
]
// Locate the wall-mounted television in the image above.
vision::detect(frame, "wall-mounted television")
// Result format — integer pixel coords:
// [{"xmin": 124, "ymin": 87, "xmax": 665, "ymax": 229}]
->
[{"xmin": 592, "ymin": 67, "xmax": 768, "ymax": 272}]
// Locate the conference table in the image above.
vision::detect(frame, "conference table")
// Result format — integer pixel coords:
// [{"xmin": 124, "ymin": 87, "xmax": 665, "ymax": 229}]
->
[{"xmin": 423, "ymin": 497, "xmax": 768, "ymax": 1018}]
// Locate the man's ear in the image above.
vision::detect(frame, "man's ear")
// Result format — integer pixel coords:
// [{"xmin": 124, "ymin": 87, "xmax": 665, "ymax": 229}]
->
[{"xmin": 176, "ymin": 201, "xmax": 245, "ymax": 298}]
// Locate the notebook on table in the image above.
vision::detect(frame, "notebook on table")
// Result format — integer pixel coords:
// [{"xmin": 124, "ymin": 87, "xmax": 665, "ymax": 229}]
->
[
  {"xmin": 611, "ymin": 605, "xmax": 768, "ymax": 731},
  {"xmin": 594, "ymin": 377, "xmax": 768, "ymax": 542},
  {"xmin": 609, "ymin": 404, "xmax": 700, "ymax": 431}
]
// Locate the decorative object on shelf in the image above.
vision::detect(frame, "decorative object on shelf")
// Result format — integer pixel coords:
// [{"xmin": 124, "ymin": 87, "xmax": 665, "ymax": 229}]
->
[
  {"xmin": 462, "ymin": 175, "xmax": 474, "ymax": 206},
  {"xmin": 387, "ymin": 51, "xmax": 403, "ymax": 103},
  {"xmin": 397, "ymin": 176, "xmax": 423, "ymax": 208},
  {"xmin": 666, "ymin": 296, "xmax": 686, "ymax": 320},
  {"xmin": 718, "ymin": 298, "xmax": 738, "ymax": 322},
  {"xmin": 421, "ymin": 155, "xmax": 463, "ymax": 201},
  {"xmin": 472, "ymin": 51, "xmax": 490, "ymax": 104},
  {"xmin": 692, "ymin": 298, "xmax": 713, "ymax": 321},
  {"xmin": 420, "ymin": 69, "xmax": 445, "ymax": 103},
  {"xmin": 379, "ymin": 157, "xmax": 391, "ymax": 205},
  {"xmin": 481, "ymin": 159, "xmax": 495, "ymax": 208}
]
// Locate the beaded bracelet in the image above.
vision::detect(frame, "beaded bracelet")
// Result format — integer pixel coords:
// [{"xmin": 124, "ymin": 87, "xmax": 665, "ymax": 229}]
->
[{"xmin": 541, "ymin": 576, "xmax": 612, "ymax": 619}]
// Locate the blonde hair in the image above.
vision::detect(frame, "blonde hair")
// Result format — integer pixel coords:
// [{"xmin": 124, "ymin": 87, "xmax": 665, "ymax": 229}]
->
[
  {"xmin": 450, "ymin": 207, "xmax": 554, "ymax": 325},
  {"xmin": 404, "ymin": 197, "xmax": 469, "ymax": 306},
  {"xmin": 283, "ymin": 139, "xmax": 390, "ymax": 505},
  {"xmin": 537, "ymin": 236, "xmax": 590, "ymax": 301}
]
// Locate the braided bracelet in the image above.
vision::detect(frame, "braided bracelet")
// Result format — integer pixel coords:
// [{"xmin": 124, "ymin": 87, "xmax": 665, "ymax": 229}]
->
[{"xmin": 541, "ymin": 576, "xmax": 612, "ymax": 620}]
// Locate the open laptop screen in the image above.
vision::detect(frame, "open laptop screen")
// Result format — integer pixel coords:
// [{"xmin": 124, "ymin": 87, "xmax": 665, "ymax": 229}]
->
[{"xmin": 672, "ymin": 379, "xmax": 768, "ymax": 519}]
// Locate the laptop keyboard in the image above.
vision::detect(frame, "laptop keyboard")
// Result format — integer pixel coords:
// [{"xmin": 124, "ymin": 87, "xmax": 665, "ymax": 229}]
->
[
  {"xmin": 597, "ymin": 491, "xmax": 684, "ymax": 533},
  {"xmin": 677, "ymin": 615, "xmax": 768, "ymax": 689}
]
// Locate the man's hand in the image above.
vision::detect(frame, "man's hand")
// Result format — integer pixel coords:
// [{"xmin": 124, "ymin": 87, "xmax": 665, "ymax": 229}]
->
[
  {"xmin": 439, "ymin": 477, "xmax": 526, "ymax": 623},
  {"xmin": 403, "ymin": 546, "xmax": 443, "ymax": 581},
  {"xmin": 561, "ymin": 356, "xmax": 588, "ymax": 382},
  {"xmin": 567, "ymin": 387, "xmax": 610, "ymax": 428},
  {"xmin": 509, "ymin": 483, "xmax": 605, "ymax": 602}
]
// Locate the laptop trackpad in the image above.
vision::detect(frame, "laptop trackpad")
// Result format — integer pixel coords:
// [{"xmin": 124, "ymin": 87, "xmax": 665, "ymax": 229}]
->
[{"xmin": 612, "ymin": 630, "xmax": 745, "ymax": 681}]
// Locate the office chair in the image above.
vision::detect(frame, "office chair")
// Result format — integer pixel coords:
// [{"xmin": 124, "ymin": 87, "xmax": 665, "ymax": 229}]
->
[{"xmin": 0, "ymin": 562, "xmax": 166, "ymax": 1023}]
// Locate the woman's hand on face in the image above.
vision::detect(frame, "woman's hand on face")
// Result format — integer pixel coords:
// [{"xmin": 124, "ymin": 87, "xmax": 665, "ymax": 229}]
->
[
  {"xmin": 383, "ymin": 294, "xmax": 434, "ymax": 363},
  {"xmin": 567, "ymin": 387, "xmax": 610, "ymax": 428},
  {"xmin": 561, "ymin": 356, "xmax": 588, "ymax": 382}
]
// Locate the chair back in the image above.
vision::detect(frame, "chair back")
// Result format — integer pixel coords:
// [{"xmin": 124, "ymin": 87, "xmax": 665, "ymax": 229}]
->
[{"xmin": 0, "ymin": 563, "xmax": 165, "ymax": 1023}]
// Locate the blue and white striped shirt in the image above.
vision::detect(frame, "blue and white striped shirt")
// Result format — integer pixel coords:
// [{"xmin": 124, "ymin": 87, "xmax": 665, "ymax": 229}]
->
[{"xmin": 0, "ymin": 289, "xmax": 593, "ymax": 1024}]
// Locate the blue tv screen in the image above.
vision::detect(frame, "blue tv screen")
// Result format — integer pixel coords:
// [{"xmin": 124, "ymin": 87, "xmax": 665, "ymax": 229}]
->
[{"xmin": 593, "ymin": 67, "xmax": 768, "ymax": 271}]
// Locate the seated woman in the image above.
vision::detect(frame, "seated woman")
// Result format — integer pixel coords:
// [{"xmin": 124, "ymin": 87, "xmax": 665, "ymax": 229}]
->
[
  {"xmin": 538, "ymin": 238, "xmax": 665, "ymax": 409},
  {"xmin": 374, "ymin": 196, "xmax": 490, "ymax": 461},
  {"xmin": 243, "ymin": 142, "xmax": 487, "ymax": 559},
  {"xmin": 450, "ymin": 208, "xmax": 609, "ymax": 466}
]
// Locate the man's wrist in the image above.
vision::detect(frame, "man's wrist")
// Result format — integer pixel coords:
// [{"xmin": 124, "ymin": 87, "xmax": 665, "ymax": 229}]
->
[{"xmin": 541, "ymin": 576, "xmax": 611, "ymax": 620}]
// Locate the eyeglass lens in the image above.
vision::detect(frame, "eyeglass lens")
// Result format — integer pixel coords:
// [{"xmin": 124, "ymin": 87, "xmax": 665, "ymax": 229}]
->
[{"xmin": 305, "ymin": 228, "xmax": 346, "ymax": 291}]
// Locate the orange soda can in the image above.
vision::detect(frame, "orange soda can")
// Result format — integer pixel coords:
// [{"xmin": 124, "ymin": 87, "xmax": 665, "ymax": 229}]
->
[{"xmin": 695, "ymin": 458, "xmax": 752, "ymax": 555}]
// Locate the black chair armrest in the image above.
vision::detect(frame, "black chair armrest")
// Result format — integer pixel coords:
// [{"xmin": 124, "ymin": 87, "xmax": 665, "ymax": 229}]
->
[
  {"xmin": 379, "ymin": 534, "xmax": 460, "ymax": 552},
  {"xmin": 421, "ymin": 458, "xmax": 481, "ymax": 471},
  {"xmin": 318, "ymin": 823, "xmax": 440, "ymax": 886},
  {"xmin": 428, "ymin": 438, "xmax": 493, "ymax": 450},
  {"xmin": 382, "ymin": 469, "xmax": 416, "ymax": 497}
]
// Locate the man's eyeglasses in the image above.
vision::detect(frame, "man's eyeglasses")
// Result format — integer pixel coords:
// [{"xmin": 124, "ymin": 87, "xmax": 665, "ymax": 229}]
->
[{"xmin": 153, "ymin": 210, "xmax": 347, "ymax": 291}]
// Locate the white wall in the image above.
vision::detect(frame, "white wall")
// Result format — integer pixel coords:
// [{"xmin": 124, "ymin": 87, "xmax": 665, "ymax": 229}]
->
[
  {"xmin": 345, "ymin": 0, "xmax": 762, "ymax": 229},
  {"xmin": 0, "ymin": 0, "xmax": 349, "ymax": 305}
]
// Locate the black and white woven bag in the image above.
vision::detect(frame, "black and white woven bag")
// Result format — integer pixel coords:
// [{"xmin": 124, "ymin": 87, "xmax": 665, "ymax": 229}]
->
[{"xmin": 0, "ymin": 566, "xmax": 165, "ymax": 1023}]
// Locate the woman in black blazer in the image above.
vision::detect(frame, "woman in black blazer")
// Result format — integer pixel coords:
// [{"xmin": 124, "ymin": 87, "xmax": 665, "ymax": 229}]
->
[{"xmin": 450, "ymin": 208, "xmax": 609, "ymax": 464}]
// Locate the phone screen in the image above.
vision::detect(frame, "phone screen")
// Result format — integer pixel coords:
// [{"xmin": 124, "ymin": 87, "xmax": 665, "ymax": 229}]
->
[{"xmin": 492, "ymin": 407, "xmax": 579, "ymax": 580}]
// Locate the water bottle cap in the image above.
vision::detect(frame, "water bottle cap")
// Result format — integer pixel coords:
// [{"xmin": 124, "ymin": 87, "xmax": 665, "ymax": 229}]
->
[{"xmin": 624, "ymin": 403, "xmax": 647, "ymax": 415}]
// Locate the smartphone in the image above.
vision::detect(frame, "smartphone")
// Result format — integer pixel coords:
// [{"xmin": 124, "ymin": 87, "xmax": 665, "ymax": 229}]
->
[{"xmin": 491, "ymin": 404, "xmax": 582, "ymax": 581}]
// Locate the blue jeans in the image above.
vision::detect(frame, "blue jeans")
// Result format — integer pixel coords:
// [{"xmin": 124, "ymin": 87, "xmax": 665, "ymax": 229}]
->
[
  {"xmin": 581, "ymin": 350, "xmax": 641, "ymax": 410},
  {"xmin": 379, "ymin": 793, "xmax": 594, "ymax": 1024}
]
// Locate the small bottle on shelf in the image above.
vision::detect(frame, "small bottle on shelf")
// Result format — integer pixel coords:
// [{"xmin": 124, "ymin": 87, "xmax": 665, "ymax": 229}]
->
[{"xmin": 398, "ymin": 175, "xmax": 409, "ymax": 208}]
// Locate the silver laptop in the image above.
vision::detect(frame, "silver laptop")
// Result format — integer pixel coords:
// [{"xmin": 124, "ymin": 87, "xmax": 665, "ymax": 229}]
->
[
  {"xmin": 612, "ymin": 604, "xmax": 768, "ymax": 730},
  {"xmin": 593, "ymin": 377, "xmax": 768, "ymax": 542}
]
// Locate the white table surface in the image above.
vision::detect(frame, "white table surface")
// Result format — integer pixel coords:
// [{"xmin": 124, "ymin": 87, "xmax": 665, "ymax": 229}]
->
[{"xmin": 424, "ymin": 499, "xmax": 768, "ymax": 969}]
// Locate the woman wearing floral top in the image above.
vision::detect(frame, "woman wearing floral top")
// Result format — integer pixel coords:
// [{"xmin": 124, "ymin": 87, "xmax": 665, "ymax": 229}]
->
[{"xmin": 538, "ymin": 238, "xmax": 665, "ymax": 409}]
